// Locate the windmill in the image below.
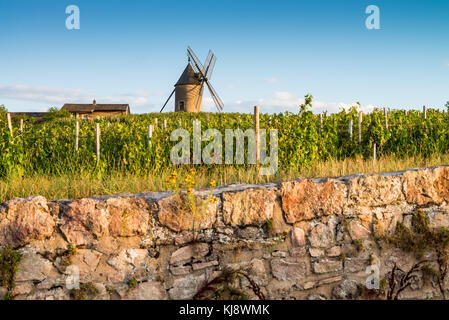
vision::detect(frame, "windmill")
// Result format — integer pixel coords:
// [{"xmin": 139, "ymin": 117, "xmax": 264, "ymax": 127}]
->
[{"xmin": 160, "ymin": 47, "xmax": 224, "ymax": 113}]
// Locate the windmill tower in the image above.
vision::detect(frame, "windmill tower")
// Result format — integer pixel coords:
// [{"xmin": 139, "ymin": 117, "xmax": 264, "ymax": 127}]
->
[
  {"xmin": 160, "ymin": 47, "xmax": 224, "ymax": 113},
  {"xmin": 174, "ymin": 63, "xmax": 203, "ymax": 112}
]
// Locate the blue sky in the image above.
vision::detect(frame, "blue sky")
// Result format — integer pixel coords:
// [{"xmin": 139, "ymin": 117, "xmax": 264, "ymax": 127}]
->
[{"xmin": 0, "ymin": 0, "xmax": 448, "ymax": 114}]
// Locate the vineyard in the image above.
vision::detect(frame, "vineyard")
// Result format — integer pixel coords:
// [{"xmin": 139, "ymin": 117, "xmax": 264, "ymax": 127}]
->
[{"xmin": 1, "ymin": 107, "xmax": 449, "ymax": 180}]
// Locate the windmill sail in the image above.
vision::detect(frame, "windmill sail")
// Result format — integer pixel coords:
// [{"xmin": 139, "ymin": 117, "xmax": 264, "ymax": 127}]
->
[
  {"xmin": 205, "ymin": 80, "xmax": 224, "ymax": 112},
  {"xmin": 187, "ymin": 47, "xmax": 205, "ymax": 75},
  {"xmin": 205, "ymin": 54, "xmax": 216, "ymax": 79},
  {"xmin": 204, "ymin": 50, "xmax": 213, "ymax": 72},
  {"xmin": 187, "ymin": 46, "xmax": 223, "ymax": 112}
]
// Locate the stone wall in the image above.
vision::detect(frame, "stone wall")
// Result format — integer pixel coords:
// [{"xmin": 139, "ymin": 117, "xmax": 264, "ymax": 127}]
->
[{"xmin": 1, "ymin": 166, "xmax": 449, "ymax": 300}]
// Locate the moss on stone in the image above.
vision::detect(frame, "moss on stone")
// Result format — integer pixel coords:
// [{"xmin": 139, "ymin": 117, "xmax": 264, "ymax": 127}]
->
[
  {"xmin": 62, "ymin": 244, "xmax": 77, "ymax": 267},
  {"xmin": 352, "ymin": 239, "xmax": 363, "ymax": 253},
  {"xmin": 384, "ymin": 209, "xmax": 449, "ymax": 259},
  {"xmin": 0, "ymin": 246, "xmax": 22, "ymax": 299},
  {"xmin": 381, "ymin": 209, "xmax": 449, "ymax": 299}
]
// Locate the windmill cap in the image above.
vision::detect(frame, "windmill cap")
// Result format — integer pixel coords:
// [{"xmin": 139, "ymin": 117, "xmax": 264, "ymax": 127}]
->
[{"xmin": 175, "ymin": 64, "xmax": 201, "ymax": 86}]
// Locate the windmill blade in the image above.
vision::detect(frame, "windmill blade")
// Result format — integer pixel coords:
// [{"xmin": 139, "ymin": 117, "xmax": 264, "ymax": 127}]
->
[
  {"xmin": 204, "ymin": 50, "xmax": 213, "ymax": 69},
  {"xmin": 205, "ymin": 54, "xmax": 216, "ymax": 79},
  {"xmin": 205, "ymin": 80, "xmax": 224, "ymax": 112},
  {"xmin": 203, "ymin": 50, "xmax": 213, "ymax": 75},
  {"xmin": 194, "ymin": 83, "xmax": 205, "ymax": 111},
  {"xmin": 187, "ymin": 46, "xmax": 205, "ymax": 71},
  {"xmin": 160, "ymin": 88, "xmax": 175, "ymax": 112},
  {"xmin": 186, "ymin": 47, "xmax": 223, "ymax": 112},
  {"xmin": 187, "ymin": 46, "xmax": 206, "ymax": 76},
  {"xmin": 189, "ymin": 58, "xmax": 201, "ymax": 74}
]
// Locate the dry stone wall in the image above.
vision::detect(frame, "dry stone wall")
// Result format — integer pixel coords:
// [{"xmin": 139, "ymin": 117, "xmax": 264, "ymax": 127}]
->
[{"xmin": 1, "ymin": 166, "xmax": 449, "ymax": 300}]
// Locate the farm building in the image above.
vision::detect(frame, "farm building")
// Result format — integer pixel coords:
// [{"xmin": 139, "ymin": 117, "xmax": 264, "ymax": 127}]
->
[{"xmin": 62, "ymin": 100, "xmax": 130, "ymax": 119}]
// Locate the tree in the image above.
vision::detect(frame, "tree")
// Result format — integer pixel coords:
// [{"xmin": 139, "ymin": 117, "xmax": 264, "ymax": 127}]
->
[
  {"xmin": 299, "ymin": 94, "xmax": 313, "ymax": 114},
  {"xmin": 445, "ymin": 101, "xmax": 449, "ymax": 112},
  {"xmin": 0, "ymin": 104, "xmax": 7, "ymax": 114},
  {"xmin": 43, "ymin": 107, "xmax": 71, "ymax": 121}
]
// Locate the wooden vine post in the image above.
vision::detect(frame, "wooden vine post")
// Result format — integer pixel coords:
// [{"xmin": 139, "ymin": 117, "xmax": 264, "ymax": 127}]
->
[
  {"xmin": 358, "ymin": 111, "xmax": 363, "ymax": 153},
  {"xmin": 75, "ymin": 121, "xmax": 79, "ymax": 155},
  {"xmin": 96, "ymin": 123, "xmax": 100, "ymax": 164},
  {"xmin": 7, "ymin": 113, "xmax": 13, "ymax": 138},
  {"xmin": 148, "ymin": 124, "xmax": 153, "ymax": 147},
  {"xmin": 254, "ymin": 106, "xmax": 260, "ymax": 165}
]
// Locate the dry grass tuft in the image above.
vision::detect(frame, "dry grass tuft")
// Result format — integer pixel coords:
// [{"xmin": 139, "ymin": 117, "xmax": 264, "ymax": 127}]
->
[{"xmin": 0, "ymin": 153, "xmax": 447, "ymax": 202}]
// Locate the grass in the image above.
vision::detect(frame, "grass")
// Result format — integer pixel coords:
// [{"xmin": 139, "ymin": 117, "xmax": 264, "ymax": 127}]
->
[{"xmin": 0, "ymin": 153, "xmax": 447, "ymax": 202}]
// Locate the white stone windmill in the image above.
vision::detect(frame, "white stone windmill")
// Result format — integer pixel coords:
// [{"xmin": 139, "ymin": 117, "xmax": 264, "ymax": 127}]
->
[{"xmin": 160, "ymin": 47, "xmax": 224, "ymax": 113}]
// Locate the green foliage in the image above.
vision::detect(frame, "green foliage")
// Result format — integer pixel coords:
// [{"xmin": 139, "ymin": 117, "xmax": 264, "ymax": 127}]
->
[
  {"xmin": 105, "ymin": 286, "xmax": 116, "ymax": 296},
  {"xmin": 127, "ymin": 278, "xmax": 138, "ymax": 290},
  {"xmin": 341, "ymin": 216, "xmax": 350, "ymax": 234},
  {"xmin": 299, "ymin": 94, "xmax": 313, "ymax": 114},
  {"xmin": 0, "ymin": 108, "xmax": 448, "ymax": 180},
  {"xmin": 0, "ymin": 246, "xmax": 22, "ymax": 299},
  {"xmin": 383, "ymin": 209, "xmax": 449, "ymax": 298},
  {"xmin": 386, "ymin": 209, "xmax": 449, "ymax": 259},
  {"xmin": 265, "ymin": 218, "xmax": 273, "ymax": 232},
  {"xmin": 43, "ymin": 107, "xmax": 71, "ymax": 121},
  {"xmin": 352, "ymin": 239, "xmax": 364, "ymax": 252},
  {"xmin": 62, "ymin": 244, "xmax": 77, "ymax": 267},
  {"xmin": 267, "ymin": 230, "xmax": 288, "ymax": 253},
  {"xmin": 357, "ymin": 283, "xmax": 380, "ymax": 300},
  {"xmin": 193, "ymin": 267, "xmax": 265, "ymax": 300},
  {"xmin": 70, "ymin": 282, "xmax": 99, "ymax": 300},
  {"xmin": 193, "ymin": 268, "xmax": 246, "ymax": 300},
  {"xmin": 165, "ymin": 169, "xmax": 217, "ymax": 239},
  {"xmin": 0, "ymin": 105, "xmax": 7, "ymax": 114}
]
